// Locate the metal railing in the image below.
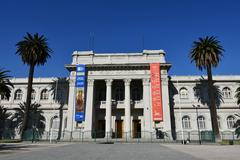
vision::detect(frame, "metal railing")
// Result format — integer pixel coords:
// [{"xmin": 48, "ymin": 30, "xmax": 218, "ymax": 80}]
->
[{"xmin": 0, "ymin": 129, "xmax": 239, "ymax": 144}]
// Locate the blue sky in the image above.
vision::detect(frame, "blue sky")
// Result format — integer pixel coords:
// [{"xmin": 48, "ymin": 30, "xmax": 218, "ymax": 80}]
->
[{"xmin": 0, "ymin": 0, "xmax": 239, "ymax": 78}]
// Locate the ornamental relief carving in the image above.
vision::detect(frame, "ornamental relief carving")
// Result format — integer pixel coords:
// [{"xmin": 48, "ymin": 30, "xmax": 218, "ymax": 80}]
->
[
  {"xmin": 124, "ymin": 78, "xmax": 131, "ymax": 85},
  {"xmin": 88, "ymin": 70, "xmax": 149, "ymax": 76},
  {"xmin": 87, "ymin": 79, "xmax": 94, "ymax": 86}
]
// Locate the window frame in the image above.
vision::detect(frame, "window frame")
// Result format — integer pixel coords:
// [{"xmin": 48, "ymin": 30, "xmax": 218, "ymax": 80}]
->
[
  {"xmin": 14, "ymin": 89, "xmax": 23, "ymax": 100},
  {"xmin": 227, "ymin": 116, "xmax": 235, "ymax": 129},
  {"xmin": 222, "ymin": 87, "xmax": 232, "ymax": 99},
  {"xmin": 179, "ymin": 87, "xmax": 189, "ymax": 99},
  {"xmin": 40, "ymin": 89, "xmax": 49, "ymax": 100},
  {"xmin": 197, "ymin": 115, "xmax": 206, "ymax": 129},
  {"xmin": 182, "ymin": 115, "xmax": 191, "ymax": 129}
]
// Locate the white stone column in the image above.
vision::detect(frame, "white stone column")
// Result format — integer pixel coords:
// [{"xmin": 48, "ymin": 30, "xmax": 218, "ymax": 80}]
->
[
  {"xmin": 84, "ymin": 79, "xmax": 94, "ymax": 136},
  {"xmin": 124, "ymin": 79, "xmax": 131, "ymax": 138},
  {"xmin": 161, "ymin": 70, "xmax": 172, "ymax": 138},
  {"xmin": 66, "ymin": 72, "xmax": 76, "ymax": 131},
  {"xmin": 105, "ymin": 79, "xmax": 113, "ymax": 137},
  {"xmin": 143, "ymin": 78, "xmax": 152, "ymax": 135}
]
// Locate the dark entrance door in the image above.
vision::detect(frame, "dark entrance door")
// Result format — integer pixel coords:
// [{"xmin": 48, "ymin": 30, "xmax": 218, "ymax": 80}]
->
[
  {"xmin": 96, "ymin": 120, "xmax": 105, "ymax": 138},
  {"xmin": 133, "ymin": 120, "xmax": 141, "ymax": 138},
  {"xmin": 115, "ymin": 120, "xmax": 123, "ymax": 138}
]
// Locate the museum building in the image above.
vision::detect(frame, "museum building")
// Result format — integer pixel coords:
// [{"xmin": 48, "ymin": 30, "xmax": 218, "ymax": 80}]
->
[{"xmin": 1, "ymin": 50, "xmax": 239, "ymax": 140}]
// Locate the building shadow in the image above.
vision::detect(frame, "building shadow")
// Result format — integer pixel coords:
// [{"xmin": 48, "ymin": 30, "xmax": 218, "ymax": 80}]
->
[
  {"xmin": 168, "ymin": 76, "xmax": 178, "ymax": 140},
  {"xmin": 50, "ymin": 77, "xmax": 68, "ymax": 140}
]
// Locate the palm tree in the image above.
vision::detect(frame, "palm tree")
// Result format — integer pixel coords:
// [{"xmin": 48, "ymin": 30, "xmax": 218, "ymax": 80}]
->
[
  {"xmin": 190, "ymin": 36, "xmax": 224, "ymax": 142},
  {"xmin": 0, "ymin": 69, "xmax": 13, "ymax": 99},
  {"xmin": 194, "ymin": 78, "xmax": 224, "ymax": 108},
  {"xmin": 49, "ymin": 78, "xmax": 68, "ymax": 140},
  {"xmin": 0, "ymin": 105, "xmax": 12, "ymax": 139},
  {"xmin": 13, "ymin": 103, "xmax": 45, "ymax": 139},
  {"xmin": 16, "ymin": 33, "xmax": 52, "ymax": 140},
  {"xmin": 235, "ymin": 87, "xmax": 240, "ymax": 138},
  {"xmin": 235, "ymin": 87, "xmax": 240, "ymax": 105}
]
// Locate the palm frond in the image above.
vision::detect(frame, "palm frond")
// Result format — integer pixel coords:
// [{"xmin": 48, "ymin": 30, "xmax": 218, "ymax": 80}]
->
[
  {"xmin": 235, "ymin": 87, "xmax": 240, "ymax": 105},
  {"xmin": 0, "ymin": 69, "xmax": 13, "ymax": 99},
  {"xmin": 190, "ymin": 36, "xmax": 224, "ymax": 70},
  {"xmin": 16, "ymin": 33, "xmax": 52, "ymax": 66}
]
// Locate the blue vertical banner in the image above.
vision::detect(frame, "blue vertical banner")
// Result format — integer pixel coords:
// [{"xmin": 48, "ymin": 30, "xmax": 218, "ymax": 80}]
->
[{"xmin": 75, "ymin": 64, "xmax": 86, "ymax": 121}]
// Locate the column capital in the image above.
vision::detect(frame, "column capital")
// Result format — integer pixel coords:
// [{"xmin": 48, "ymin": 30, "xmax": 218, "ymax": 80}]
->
[
  {"xmin": 105, "ymin": 79, "xmax": 113, "ymax": 86},
  {"xmin": 124, "ymin": 78, "xmax": 131, "ymax": 86},
  {"xmin": 87, "ymin": 79, "xmax": 94, "ymax": 86},
  {"xmin": 142, "ymin": 78, "xmax": 150, "ymax": 86},
  {"xmin": 69, "ymin": 79, "xmax": 76, "ymax": 87}
]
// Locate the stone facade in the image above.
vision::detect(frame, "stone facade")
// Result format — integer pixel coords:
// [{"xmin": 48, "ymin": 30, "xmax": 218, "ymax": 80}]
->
[{"xmin": 1, "ymin": 50, "xmax": 239, "ymax": 140}]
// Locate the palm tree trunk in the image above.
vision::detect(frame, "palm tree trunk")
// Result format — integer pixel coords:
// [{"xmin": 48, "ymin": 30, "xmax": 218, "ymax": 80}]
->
[
  {"xmin": 207, "ymin": 64, "xmax": 221, "ymax": 142},
  {"xmin": 57, "ymin": 104, "xmax": 63, "ymax": 140},
  {"xmin": 20, "ymin": 64, "xmax": 35, "ymax": 140}
]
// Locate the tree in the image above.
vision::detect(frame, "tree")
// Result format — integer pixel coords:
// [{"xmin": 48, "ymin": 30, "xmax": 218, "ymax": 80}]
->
[
  {"xmin": 235, "ymin": 87, "xmax": 240, "ymax": 105},
  {"xmin": 13, "ymin": 103, "xmax": 45, "ymax": 139},
  {"xmin": 190, "ymin": 36, "xmax": 224, "ymax": 142},
  {"xmin": 49, "ymin": 78, "xmax": 68, "ymax": 140},
  {"xmin": 0, "ymin": 69, "xmax": 13, "ymax": 99},
  {"xmin": 235, "ymin": 87, "xmax": 240, "ymax": 138},
  {"xmin": 194, "ymin": 77, "xmax": 224, "ymax": 108},
  {"xmin": 16, "ymin": 33, "xmax": 52, "ymax": 140},
  {"xmin": 0, "ymin": 105, "xmax": 12, "ymax": 139}
]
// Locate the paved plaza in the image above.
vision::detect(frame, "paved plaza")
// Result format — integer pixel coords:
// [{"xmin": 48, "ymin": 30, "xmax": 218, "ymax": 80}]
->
[{"xmin": 0, "ymin": 143, "xmax": 239, "ymax": 160}]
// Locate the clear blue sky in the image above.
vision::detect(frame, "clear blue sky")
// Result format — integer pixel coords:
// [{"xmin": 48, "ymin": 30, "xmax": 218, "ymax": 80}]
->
[{"xmin": 0, "ymin": 0, "xmax": 239, "ymax": 78}]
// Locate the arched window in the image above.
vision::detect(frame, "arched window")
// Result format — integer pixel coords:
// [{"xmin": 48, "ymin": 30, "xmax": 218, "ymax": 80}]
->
[
  {"xmin": 179, "ymin": 88, "xmax": 188, "ymax": 99},
  {"xmin": 217, "ymin": 116, "xmax": 221, "ymax": 129},
  {"xmin": 222, "ymin": 87, "xmax": 231, "ymax": 99},
  {"xmin": 131, "ymin": 87, "xmax": 141, "ymax": 101},
  {"xmin": 197, "ymin": 116, "xmax": 205, "ymax": 129},
  {"xmin": 41, "ymin": 89, "xmax": 49, "ymax": 100},
  {"xmin": 227, "ymin": 116, "xmax": 235, "ymax": 129},
  {"xmin": 115, "ymin": 87, "xmax": 124, "ymax": 101},
  {"xmin": 51, "ymin": 116, "xmax": 60, "ymax": 130},
  {"xmin": 31, "ymin": 89, "xmax": 36, "ymax": 100},
  {"xmin": 182, "ymin": 115, "xmax": 191, "ymax": 129},
  {"xmin": 14, "ymin": 89, "xmax": 23, "ymax": 100}
]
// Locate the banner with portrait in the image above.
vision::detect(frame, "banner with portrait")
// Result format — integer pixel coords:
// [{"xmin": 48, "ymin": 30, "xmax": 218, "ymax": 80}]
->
[{"xmin": 75, "ymin": 64, "xmax": 86, "ymax": 121}]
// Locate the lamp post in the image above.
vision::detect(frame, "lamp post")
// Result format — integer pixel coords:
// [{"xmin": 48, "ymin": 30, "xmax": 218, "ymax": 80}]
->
[{"xmin": 193, "ymin": 104, "xmax": 201, "ymax": 145}]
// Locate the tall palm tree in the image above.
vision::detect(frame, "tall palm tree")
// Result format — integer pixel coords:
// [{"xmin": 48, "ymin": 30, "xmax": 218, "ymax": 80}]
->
[
  {"xmin": 16, "ymin": 33, "xmax": 52, "ymax": 140},
  {"xmin": 235, "ymin": 87, "xmax": 240, "ymax": 105},
  {"xmin": 0, "ymin": 69, "xmax": 13, "ymax": 99},
  {"xmin": 13, "ymin": 103, "xmax": 46, "ymax": 139},
  {"xmin": 190, "ymin": 36, "xmax": 224, "ymax": 142}
]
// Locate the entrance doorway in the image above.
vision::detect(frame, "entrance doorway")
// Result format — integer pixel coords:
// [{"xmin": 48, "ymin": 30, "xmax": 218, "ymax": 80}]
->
[
  {"xmin": 96, "ymin": 120, "xmax": 105, "ymax": 138},
  {"xmin": 115, "ymin": 120, "xmax": 123, "ymax": 138},
  {"xmin": 133, "ymin": 120, "xmax": 141, "ymax": 138}
]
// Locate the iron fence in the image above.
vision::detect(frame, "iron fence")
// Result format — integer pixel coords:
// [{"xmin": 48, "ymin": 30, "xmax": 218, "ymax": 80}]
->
[{"xmin": 0, "ymin": 129, "xmax": 239, "ymax": 144}]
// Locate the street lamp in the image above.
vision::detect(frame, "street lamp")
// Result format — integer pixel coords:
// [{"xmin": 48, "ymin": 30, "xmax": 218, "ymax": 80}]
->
[{"xmin": 193, "ymin": 104, "xmax": 201, "ymax": 145}]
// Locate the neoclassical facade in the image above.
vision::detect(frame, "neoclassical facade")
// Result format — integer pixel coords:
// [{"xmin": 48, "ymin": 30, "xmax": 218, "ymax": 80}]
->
[{"xmin": 1, "ymin": 50, "xmax": 239, "ymax": 140}]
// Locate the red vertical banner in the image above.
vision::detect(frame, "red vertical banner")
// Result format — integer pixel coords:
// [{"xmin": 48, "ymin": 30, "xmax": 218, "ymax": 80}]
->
[{"xmin": 150, "ymin": 63, "xmax": 163, "ymax": 121}]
